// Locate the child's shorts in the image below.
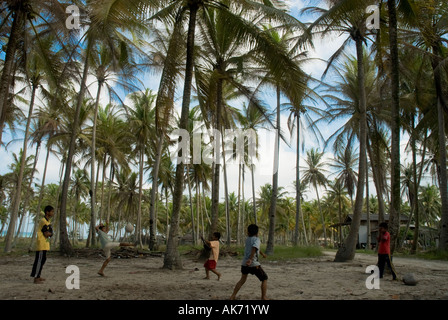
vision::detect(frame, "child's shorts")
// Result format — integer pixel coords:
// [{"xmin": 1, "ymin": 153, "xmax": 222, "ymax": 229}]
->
[
  {"xmin": 204, "ymin": 259, "xmax": 217, "ymax": 270},
  {"xmin": 241, "ymin": 265, "xmax": 268, "ymax": 281},
  {"xmin": 103, "ymin": 242, "xmax": 120, "ymax": 259}
]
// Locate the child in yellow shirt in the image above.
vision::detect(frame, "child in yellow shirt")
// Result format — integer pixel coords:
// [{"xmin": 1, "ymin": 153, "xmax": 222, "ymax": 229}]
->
[{"xmin": 30, "ymin": 205, "xmax": 54, "ymax": 284}]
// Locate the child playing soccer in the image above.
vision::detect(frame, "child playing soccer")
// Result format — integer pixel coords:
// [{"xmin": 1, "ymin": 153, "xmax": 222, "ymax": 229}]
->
[
  {"xmin": 230, "ymin": 224, "xmax": 268, "ymax": 300},
  {"xmin": 201, "ymin": 233, "xmax": 221, "ymax": 280},
  {"xmin": 96, "ymin": 224, "xmax": 133, "ymax": 276}
]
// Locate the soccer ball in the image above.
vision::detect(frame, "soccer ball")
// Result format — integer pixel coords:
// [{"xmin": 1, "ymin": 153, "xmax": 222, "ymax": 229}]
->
[{"xmin": 125, "ymin": 223, "xmax": 134, "ymax": 233}]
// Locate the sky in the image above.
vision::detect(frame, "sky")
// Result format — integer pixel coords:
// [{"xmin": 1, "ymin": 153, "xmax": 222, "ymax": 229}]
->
[{"xmin": 0, "ymin": 0, "xmax": 416, "ymax": 233}]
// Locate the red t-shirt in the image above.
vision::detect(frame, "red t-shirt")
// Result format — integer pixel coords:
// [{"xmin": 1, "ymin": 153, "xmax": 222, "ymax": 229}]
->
[{"xmin": 378, "ymin": 231, "xmax": 390, "ymax": 254}]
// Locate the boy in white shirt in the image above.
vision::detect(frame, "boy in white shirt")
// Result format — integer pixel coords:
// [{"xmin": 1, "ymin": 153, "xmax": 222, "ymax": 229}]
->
[
  {"xmin": 96, "ymin": 224, "xmax": 133, "ymax": 276},
  {"xmin": 230, "ymin": 224, "xmax": 268, "ymax": 300}
]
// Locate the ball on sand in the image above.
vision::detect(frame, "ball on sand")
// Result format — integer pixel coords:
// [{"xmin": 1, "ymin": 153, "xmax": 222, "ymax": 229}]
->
[{"xmin": 125, "ymin": 223, "xmax": 134, "ymax": 233}]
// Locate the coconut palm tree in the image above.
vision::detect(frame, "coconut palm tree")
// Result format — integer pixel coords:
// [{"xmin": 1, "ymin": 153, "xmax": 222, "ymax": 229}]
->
[
  {"xmin": 301, "ymin": 148, "xmax": 329, "ymax": 247},
  {"xmin": 239, "ymin": 103, "xmax": 270, "ymax": 225},
  {"xmin": 331, "ymin": 144, "xmax": 358, "ymax": 206},
  {"xmin": 408, "ymin": 0, "xmax": 448, "ymax": 251},
  {"xmin": 326, "ymin": 179, "xmax": 350, "ymax": 245},
  {"xmin": 3, "ymin": 30, "xmax": 65, "ymax": 252},
  {"xmin": 304, "ymin": 0, "xmax": 378, "ymax": 260},
  {"xmin": 161, "ymin": 0, "xmax": 311, "ymax": 269},
  {"xmin": 0, "ymin": 1, "xmax": 71, "ymax": 145},
  {"xmin": 419, "ymin": 185, "xmax": 442, "ymax": 229},
  {"xmin": 125, "ymin": 89, "xmax": 157, "ymax": 248},
  {"xmin": 57, "ymin": 0, "xmax": 161, "ymax": 255}
]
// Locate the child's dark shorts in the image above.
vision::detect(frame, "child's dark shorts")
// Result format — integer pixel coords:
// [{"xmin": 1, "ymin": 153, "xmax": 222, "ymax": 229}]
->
[{"xmin": 241, "ymin": 265, "xmax": 268, "ymax": 281}]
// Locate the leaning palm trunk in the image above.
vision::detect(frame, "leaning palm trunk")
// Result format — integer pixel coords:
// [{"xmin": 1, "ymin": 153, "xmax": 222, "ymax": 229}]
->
[
  {"xmin": 334, "ymin": 37, "xmax": 367, "ymax": 262},
  {"xmin": 59, "ymin": 50, "xmax": 91, "ymax": 256},
  {"xmin": 4, "ymin": 83, "xmax": 37, "ymax": 252},
  {"xmin": 13, "ymin": 138, "xmax": 41, "ymax": 247}
]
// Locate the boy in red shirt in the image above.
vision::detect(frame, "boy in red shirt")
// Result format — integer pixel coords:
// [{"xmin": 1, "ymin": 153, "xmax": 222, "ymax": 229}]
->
[{"xmin": 377, "ymin": 222, "xmax": 397, "ymax": 280}]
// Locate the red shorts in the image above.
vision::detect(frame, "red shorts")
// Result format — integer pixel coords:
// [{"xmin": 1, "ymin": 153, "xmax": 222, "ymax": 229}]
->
[{"xmin": 204, "ymin": 259, "xmax": 217, "ymax": 270}]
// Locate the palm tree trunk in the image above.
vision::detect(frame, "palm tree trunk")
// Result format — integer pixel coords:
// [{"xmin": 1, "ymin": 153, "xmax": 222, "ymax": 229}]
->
[
  {"xmin": 4, "ymin": 83, "xmax": 37, "ymax": 252},
  {"xmin": 367, "ymin": 137, "xmax": 386, "ymax": 225},
  {"xmin": 266, "ymin": 86, "xmax": 281, "ymax": 255},
  {"xmin": 210, "ymin": 77, "xmax": 224, "ymax": 236},
  {"xmin": 410, "ymin": 116, "xmax": 419, "ymax": 253},
  {"xmin": 137, "ymin": 148, "xmax": 144, "ymax": 248},
  {"xmin": 196, "ymin": 176, "xmax": 200, "ymax": 242},
  {"xmin": 13, "ymin": 139, "xmax": 41, "ymax": 247},
  {"xmin": 430, "ymin": 43, "xmax": 448, "ymax": 252},
  {"xmin": 221, "ymin": 133, "xmax": 230, "ymax": 246},
  {"xmin": 294, "ymin": 113, "xmax": 307, "ymax": 245},
  {"xmin": 387, "ymin": 0, "xmax": 401, "ymax": 255},
  {"xmin": 436, "ymin": 97, "xmax": 448, "ymax": 251},
  {"xmin": 88, "ymin": 81, "xmax": 103, "ymax": 246},
  {"xmin": 366, "ymin": 151, "xmax": 370, "ymax": 250},
  {"xmin": 163, "ymin": 3, "xmax": 199, "ymax": 270},
  {"xmin": 335, "ymin": 37, "xmax": 367, "ymax": 262},
  {"xmin": 237, "ymin": 163, "xmax": 242, "ymax": 245},
  {"xmin": 59, "ymin": 48, "xmax": 91, "ymax": 256},
  {"xmin": 186, "ymin": 164, "xmax": 196, "ymax": 245},
  {"xmin": 149, "ymin": 136, "xmax": 164, "ymax": 250},
  {"xmin": 315, "ymin": 181, "xmax": 326, "ymax": 247},
  {"xmin": 251, "ymin": 164, "xmax": 257, "ymax": 224}
]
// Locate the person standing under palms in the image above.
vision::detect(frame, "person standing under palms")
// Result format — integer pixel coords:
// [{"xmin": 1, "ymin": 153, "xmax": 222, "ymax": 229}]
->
[
  {"xmin": 30, "ymin": 205, "xmax": 54, "ymax": 284},
  {"xmin": 377, "ymin": 222, "xmax": 398, "ymax": 280}
]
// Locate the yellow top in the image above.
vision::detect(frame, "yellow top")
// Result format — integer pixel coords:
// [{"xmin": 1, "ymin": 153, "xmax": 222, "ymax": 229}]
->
[{"xmin": 36, "ymin": 217, "xmax": 51, "ymax": 251}]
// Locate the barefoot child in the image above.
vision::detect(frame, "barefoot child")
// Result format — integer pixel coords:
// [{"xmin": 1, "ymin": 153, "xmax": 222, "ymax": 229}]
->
[
  {"xmin": 230, "ymin": 224, "xmax": 268, "ymax": 300},
  {"xmin": 96, "ymin": 224, "xmax": 133, "ymax": 276},
  {"xmin": 201, "ymin": 233, "xmax": 221, "ymax": 280}
]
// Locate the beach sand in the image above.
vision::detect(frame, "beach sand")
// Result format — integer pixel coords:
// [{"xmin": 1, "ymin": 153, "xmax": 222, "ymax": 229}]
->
[{"xmin": 1, "ymin": 249, "xmax": 447, "ymax": 301}]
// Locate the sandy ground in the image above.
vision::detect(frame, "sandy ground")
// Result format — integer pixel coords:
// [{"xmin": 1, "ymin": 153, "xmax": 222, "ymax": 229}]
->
[{"xmin": 0, "ymin": 249, "xmax": 447, "ymax": 301}]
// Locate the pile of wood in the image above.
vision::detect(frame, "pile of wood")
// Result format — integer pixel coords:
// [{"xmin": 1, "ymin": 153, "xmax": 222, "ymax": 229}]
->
[
  {"xmin": 72, "ymin": 247, "xmax": 163, "ymax": 259},
  {"xmin": 113, "ymin": 247, "xmax": 163, "ymax": 259}
]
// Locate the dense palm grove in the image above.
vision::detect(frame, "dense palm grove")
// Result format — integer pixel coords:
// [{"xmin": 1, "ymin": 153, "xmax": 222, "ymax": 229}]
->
[{"xmin": 0, "ymin": 0, "xmax": 447, "ymax": 268}]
